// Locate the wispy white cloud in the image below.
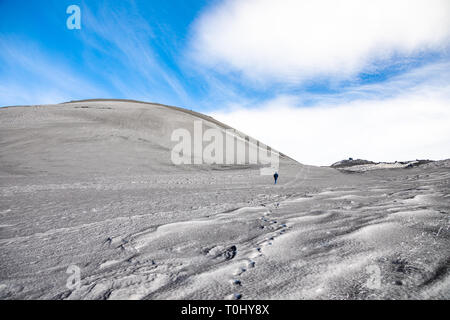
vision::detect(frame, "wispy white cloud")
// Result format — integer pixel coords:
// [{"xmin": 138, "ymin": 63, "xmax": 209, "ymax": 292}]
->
[
  {"xmin": 293, "ymin": 61, "xmax": 450, "ymax": 106},
  {"xmin": 190, "ymin": 0, "xmax": 450, "ymax": 83},
  {"xmin": 81, "ymin": 3, "xmax": 193, "ymax": 105},
  {"xmin": 0, "ymin": 37, "xmax": 108, "ymax": 106}
]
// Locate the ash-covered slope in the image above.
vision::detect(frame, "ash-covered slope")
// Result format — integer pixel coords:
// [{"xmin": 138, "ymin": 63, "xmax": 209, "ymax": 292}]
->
[{"xmin": 0, "ymin": 99, "xmax": 294, "ymax": 177}]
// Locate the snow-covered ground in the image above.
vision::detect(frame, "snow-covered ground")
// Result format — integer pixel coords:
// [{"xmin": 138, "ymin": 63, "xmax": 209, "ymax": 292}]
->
[
  {"xmin": 332, "ymin": 159, "xmax": 435, "ymax": 172},
  {"xmin": 0, "ymin": 100, "xmax": 449, "ymax": 299}
]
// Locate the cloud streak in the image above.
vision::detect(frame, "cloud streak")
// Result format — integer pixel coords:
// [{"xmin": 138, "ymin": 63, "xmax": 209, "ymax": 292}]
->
[{"xmin": 80, "ymin": 2, "xmax": 193, "ymax": 105}]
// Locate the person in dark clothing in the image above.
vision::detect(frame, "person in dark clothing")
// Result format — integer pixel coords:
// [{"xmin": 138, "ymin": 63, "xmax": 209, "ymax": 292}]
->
[{"xmin": 273, "ymin": 172, "xmax": 279, "ymax": 184}]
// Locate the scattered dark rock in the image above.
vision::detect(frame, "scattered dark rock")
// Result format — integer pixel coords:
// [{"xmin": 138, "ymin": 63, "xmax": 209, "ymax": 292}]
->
[
  {"xmin": 404, "ymin": 160, "xmax": 434, "ymax": 168},
  {"xmin": 224, "ymin": 245, "xmax": 237, "ymax": 260}
]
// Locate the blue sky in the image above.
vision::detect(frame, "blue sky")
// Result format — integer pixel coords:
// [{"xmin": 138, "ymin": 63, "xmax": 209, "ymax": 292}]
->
[
  {"xmin": 0, "ymin": 0, "xmax": 212, "ymax": 108},
  {"xmin": 1, "ymin": 0, "xmax": 449, "ymax": 164}
]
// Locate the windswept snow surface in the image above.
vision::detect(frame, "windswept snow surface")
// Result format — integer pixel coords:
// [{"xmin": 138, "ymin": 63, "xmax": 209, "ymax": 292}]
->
[{"xmin": 0, "ymin": 101, "xmax": 449, "ymax": 299}]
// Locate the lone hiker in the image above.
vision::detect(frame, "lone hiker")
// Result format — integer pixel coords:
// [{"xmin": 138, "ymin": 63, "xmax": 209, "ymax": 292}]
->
[{"xmin": 273, "ymin": 172, "xmax": 279, "ymax": 184}]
